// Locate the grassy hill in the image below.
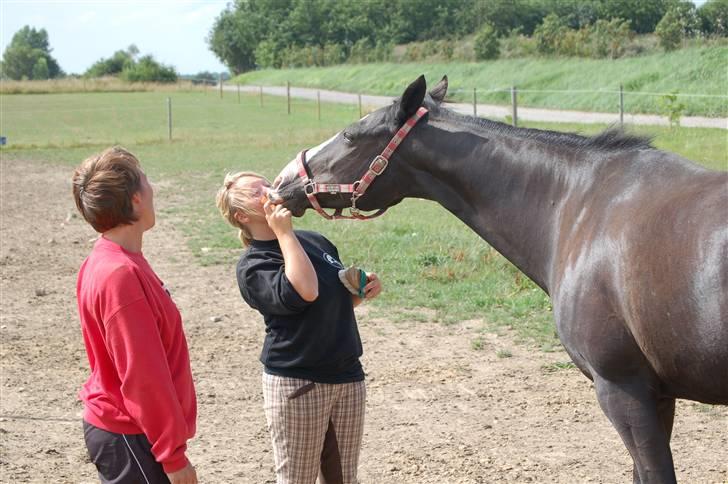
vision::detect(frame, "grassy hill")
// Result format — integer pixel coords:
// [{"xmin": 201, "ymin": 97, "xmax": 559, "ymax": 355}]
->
[{"xmin": 234, "ymin": 45, "xmax": 728, "ymax": 117}]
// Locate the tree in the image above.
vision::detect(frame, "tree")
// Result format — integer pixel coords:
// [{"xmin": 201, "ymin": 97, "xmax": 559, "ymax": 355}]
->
[
  {"xmin": 698, "ymin": 0, "xmax": 728, "ymax": 36},
  {"xmin": 664, "ymin": 0, "xmax": 701, "ymax": 36},
  {"xmin": 594, "ymin": 0, "xmax": 670, "ymax": 34},
  {"xmin": 207, "ymin": 5, "xmax": 261, "ymax": 74},
  {"xmin": 32, "ymin": 57, "xmax": 49, "ymax": 79},
  {"xmin": 2, "ymin": 26, "xmax": 62, "ymax": 80}
]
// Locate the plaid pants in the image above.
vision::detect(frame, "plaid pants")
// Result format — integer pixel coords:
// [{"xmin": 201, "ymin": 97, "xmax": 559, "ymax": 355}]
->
[{"xmin": 262, "ymin": 373, "xmax": 366, "ymax": 484}]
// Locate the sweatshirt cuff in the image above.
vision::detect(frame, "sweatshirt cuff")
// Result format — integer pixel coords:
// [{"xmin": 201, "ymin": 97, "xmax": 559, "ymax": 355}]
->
[{"xmin": 162, "ymin": 454, "xmax": 188, "ymax": 474}]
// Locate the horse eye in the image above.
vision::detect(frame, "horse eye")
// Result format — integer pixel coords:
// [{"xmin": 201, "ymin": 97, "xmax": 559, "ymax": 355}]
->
[{"xmin": 342, "ymin": 131, "xmax": 352, "ymax": 142}]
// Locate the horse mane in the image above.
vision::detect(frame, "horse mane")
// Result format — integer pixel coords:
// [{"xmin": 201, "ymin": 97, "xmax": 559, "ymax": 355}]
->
[{"xmin": 437, "ymin": 106, "xmax": 654, "ymax": 152}]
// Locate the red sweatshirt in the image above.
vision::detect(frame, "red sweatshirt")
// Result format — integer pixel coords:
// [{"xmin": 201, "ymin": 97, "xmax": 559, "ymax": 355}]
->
[{"xmin": 76, "ymin": 236, "xmax": 196, "ymax": 473}]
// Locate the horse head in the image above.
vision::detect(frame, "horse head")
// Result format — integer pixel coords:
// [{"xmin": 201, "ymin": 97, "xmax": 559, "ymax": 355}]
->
[{"xmin": 269, "ymin": 75, "xmax": 448, "ymax": 218}]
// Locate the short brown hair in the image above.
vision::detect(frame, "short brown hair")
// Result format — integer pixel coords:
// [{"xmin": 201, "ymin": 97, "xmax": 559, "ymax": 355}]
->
[{"xmin": 71, "ymin": 146, "xmax": 143, "ymax": 232}]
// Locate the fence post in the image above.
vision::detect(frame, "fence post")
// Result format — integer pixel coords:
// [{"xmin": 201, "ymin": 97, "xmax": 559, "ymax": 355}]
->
[
  {"xmin": 167, "ymin": 97, "xmax": 172, "ymax": 141},
  {"xmin": 473, "ymin": 88, "xmax": 477, "ymax": 117},
  {"xmin": 511, "ymin": 86, "xmax": 518, "ymax": 128},
  {"xmin": 237, "ymin": 83, "xmax": 240, "ymax": 104},
  {"xmin": 259, "ymin": 86, "xmax": 264, "ymax": 107},
  {"xmin": 317, "ymin": 91, "xmax": 321, "ymax": 121},
  {"xmin": 287, "ymin": 81, "xmax": 291, "ymax": 115},
  {"xmin": 219, "ymin": 73, "xmax": 223, "ymax": 99},
  {"xmin": 358, "ymin": 94, "xmax": 362, "ymax": 118},
  {"xmin": 619, "ymin": 84, "xmax": 624, "ymax": 127}
]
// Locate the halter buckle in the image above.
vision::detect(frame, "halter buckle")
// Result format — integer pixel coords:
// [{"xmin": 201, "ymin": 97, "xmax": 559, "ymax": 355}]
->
[
  {"xmin": 304, "ymin": 181, "xmax": 316, "ymax": 196},
  {"xmin": 369, "ymin": 155, "xmax": 388, "ymax": 175}
]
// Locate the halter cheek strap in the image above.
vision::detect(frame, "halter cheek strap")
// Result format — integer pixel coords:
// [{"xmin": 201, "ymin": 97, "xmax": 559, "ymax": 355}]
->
[{"xmin": 297, "ymin": 106, "xmax": 428, "ymax": 220}]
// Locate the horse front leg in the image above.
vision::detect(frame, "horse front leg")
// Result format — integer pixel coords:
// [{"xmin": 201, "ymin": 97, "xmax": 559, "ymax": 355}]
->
[{"xmin": 593, "ymin": 375, "xmax": 677, "ymax": 484}]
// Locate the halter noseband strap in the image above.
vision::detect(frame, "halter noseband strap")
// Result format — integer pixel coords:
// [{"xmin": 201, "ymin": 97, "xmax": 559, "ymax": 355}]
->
[{"xmin": 297, "ymin": 106, "xmax": 428, "ymax": 220}]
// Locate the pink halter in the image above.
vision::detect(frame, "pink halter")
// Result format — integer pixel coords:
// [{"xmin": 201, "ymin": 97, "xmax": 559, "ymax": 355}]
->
[{"xmin": 297, "ymin": 107, "xmax": 428, "ymax": 220}]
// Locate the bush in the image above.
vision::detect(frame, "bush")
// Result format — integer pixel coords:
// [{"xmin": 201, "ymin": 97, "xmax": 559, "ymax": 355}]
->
[
  {"xmin": 279, "ymin": 45, "xmax": 313, "ymax": 68},
  {"xmin": 656, "ymin": 9, "xmax": 684, "ymax": 51},
  {"xmin": 323, "ymin": 43, "xmax": 347, "ymax": 66},
  {"xmin": 659, "ymin": 92, "xmax": 686, "ymax": 127},
  {"xmin": 120, "ymin": 55, "xmax": 177, "ymax": 83},
  {"xmin": 474, "ymin": 24, "xmax": 500, "ymax": 60},
  {"xmin": 85, "ymin": 47, "xmax": 136, "ymax": 77},
  {"xmin": 372, "ymin": 40, "xmax": 393, "ymax": 62},
  {"xmin": 439, "ymin": 39, "xmax": 455, "ymax": 60},
  {"xmin": 254, "ymin": 39, "xmax": 281, "ymax": 69},
  {"xmin": 590, "ymin": 18, "xmax": 633, "ymax": 58},
  {"xmin": 349, "ymin": 38, "xmax": 374, "ymax": 64},
  {"xmin": 534, "ymin": 14, "xmax": 570, "ymax": 55},
  {"xmin": 558, "ymin": 25, "xmax": 592, "ymax": 57},
  {"xmin": 499, "ymin": 29, "xmax": 538, "ymax": 59}
]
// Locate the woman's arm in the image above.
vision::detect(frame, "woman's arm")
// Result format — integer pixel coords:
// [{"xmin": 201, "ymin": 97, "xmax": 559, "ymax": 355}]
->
[{"xmin": 264, "ymin": 202, "xmax": 318, "ymax": 302}]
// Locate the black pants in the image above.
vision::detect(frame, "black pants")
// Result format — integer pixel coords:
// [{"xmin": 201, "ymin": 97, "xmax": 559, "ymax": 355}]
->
[{"xmin": 83, "ymin": 420, "xmax": 170, "ymax": 484}]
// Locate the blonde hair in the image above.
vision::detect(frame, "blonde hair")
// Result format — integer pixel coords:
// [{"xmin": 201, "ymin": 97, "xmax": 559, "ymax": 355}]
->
[
  {"xmin": 71, "ymin": 146, "xmax": 142, "ymax": 233},
  {"xmin": 216, "ymin": 171, "xmax": 270, "ymax": 247}
]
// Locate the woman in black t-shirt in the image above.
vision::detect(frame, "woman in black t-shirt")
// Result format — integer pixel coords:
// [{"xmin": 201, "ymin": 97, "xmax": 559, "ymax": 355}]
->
[{"xmin": 216, "ymin": 171, "xmax": 381, "ymax": 484}]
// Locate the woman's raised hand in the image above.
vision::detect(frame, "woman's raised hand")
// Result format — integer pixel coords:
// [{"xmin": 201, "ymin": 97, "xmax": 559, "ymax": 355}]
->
[{"xmin": 263, "ymin": 200, "xmax": 293, "ymax": 237}]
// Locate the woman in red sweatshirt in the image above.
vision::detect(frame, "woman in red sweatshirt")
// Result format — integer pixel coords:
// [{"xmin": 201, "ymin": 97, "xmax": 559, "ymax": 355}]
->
[{"xmin": 72, "ymin": 146, "xmax": 197, "ymax": 484}]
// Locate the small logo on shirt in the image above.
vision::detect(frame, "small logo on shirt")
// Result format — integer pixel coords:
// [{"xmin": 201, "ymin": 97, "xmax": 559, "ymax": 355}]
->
[{"xmin": 323, "ymin": 252, "xmax": 344, "ymax": 269}]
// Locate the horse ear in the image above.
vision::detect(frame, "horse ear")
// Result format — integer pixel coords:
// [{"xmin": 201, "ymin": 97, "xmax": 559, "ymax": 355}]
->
[
  {"xmin": 397, "ymin": 75, "xmax": 427, "ymax": 123},
  {"xmin": 429, "ymin": 75, "xmax": 448, "ymax": 103}
]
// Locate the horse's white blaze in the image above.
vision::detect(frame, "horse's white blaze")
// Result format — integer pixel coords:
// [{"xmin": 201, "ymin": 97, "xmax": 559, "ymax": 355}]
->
[
  {"xmin": 275, "ymin": 159, "xmax": 298, "ymax": 190},
  {"xmin": 273, "ymin": 131, "xmax": 340, "ymax": 192},
  {"xmin": 306, "ymin": 132, "xmax": 340, "ymax": 161}
]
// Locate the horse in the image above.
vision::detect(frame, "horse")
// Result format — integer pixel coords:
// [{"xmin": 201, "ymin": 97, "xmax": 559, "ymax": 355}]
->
[{"xmin": 268, "ymin": 75, "xmax": 728, "ymax": 483}]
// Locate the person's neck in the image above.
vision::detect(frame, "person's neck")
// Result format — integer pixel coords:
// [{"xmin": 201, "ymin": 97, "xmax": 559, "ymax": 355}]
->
[
  {"xmin": 103, "ymin": 224, "xmax": 145, "ymax": 253},
  {"xmin": 248, "ymin": 221, "xmax": 277, "ymax": 242}
]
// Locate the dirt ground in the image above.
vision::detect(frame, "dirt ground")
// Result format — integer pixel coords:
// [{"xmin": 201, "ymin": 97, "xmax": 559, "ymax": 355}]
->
[{"xmin": 1, "ymin": 159, "xmax": 726, "ymax": 484}]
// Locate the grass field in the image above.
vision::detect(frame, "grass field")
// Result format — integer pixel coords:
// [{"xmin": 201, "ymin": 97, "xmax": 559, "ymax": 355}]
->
[
  {"xmin": 235, "ymin": 45, "xmax": 728, "ymax": 117},
  {"xmin": 2, "ymin": 90, "xmax": 726, "ymax": 349}
]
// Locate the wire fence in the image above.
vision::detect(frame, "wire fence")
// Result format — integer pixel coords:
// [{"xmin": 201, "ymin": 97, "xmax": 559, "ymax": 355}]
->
[
  {"xmin": 2, "ymin": 81, "xmax": 726, "ymax": 150},
  {"xmin": 233, "ymin": 82, "xmax": 727, "ymax": 130}
]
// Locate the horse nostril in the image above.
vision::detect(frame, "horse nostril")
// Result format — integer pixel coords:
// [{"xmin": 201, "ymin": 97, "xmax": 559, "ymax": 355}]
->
[{"xmin": 266, "ymin": 189, "xmax": 284, "ymax": 205}]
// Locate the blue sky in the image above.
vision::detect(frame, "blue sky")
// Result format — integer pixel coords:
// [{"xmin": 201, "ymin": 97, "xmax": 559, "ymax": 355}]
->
[
  {"xmin": 0, "ymin": 0, "xmax": 710, "ymax": 76},
  {"xmin": 1, "ymin": 0, "xmax": 229, "ymax": 75}
]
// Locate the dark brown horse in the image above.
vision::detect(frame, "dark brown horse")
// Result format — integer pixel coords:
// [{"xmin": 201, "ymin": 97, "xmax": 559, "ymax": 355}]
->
[{"xmin": 269, "ymin": 76, "xmax": 728, "ymax": 483}]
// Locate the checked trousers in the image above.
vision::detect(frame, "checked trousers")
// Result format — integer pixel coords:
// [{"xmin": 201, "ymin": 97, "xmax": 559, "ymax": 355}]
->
[{"xmin": 262, "ymin": 373, "xmax": 366, "ymax": 484}]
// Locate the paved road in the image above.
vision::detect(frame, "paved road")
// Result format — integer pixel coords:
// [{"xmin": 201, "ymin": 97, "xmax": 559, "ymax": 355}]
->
[{"xmin": 227, "ymin": 84, "xmax": 727, "ymax": 129}]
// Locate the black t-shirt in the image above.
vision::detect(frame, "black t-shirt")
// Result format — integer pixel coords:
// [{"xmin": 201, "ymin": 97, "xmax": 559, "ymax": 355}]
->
[{"xmin": 236, "ymin": 230, "xmax": 364, "ymax": 383}]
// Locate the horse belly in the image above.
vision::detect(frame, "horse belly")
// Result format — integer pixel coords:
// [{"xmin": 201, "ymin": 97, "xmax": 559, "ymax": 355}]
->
[{"xmin": 622, "ymin": 223, "xmax": 728, "ymax": 404}]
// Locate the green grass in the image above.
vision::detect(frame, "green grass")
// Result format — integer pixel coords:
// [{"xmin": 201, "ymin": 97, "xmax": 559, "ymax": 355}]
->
[
  {"xmin": 496, "ymin": 349, "xmax": 513, "ymax": 359},
  {"xmin": 541, "ymin": 361, "xmax": 578, "ymax": 373},
  {"xmin": 2, "ymin": 91, "xmax": 726, "ymax": 350},
  {"xmin": 234, "ymin": 45, "xmax": 728, "ymax": 117}
]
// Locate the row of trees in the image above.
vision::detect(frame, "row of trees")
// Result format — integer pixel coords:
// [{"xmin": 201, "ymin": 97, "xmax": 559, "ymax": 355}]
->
[
  {"xmin": 1, "ymin": 27, "xmax": 179, "ymax": 82},
  {"xmin": 208, "ymin": 0, "xmax": 728, "ymax": 71}
]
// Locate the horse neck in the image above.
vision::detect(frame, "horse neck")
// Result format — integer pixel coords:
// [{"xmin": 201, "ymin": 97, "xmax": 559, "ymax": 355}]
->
[{"xmin": 402, "ymin": 122, "xmax": 578, "ymax": 293}]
